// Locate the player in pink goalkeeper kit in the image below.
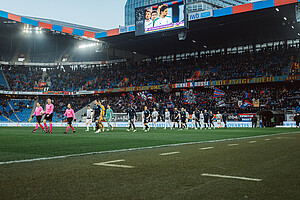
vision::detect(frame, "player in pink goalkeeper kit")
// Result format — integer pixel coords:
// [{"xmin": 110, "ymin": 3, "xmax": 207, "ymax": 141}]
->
[
  {"xmin": 63, "ymin": 103, "xmax": 76, "ymax": 134},
  {"xmin": 32, "ymin": 102, "xmax": 45, "ymax": 133},
  {"xmin": 43, "ymin": 98, "xmax": 54, "ymax": 133}
]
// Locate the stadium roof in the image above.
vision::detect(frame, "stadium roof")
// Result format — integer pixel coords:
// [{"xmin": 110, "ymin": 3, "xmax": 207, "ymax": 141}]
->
[{"xmin": 102, "ymin": 2, "xmax": 300, "ymax": 56}]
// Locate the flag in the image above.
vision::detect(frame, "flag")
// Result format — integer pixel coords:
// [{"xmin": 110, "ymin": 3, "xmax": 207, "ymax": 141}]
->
[
  {"xmin": 216, "ymin": 100, "xmax": 226, "ymax": 107},
  {"xmin": 182, "ymin": 90, "xmax": 204, "ymax": 104},
  {"xmin": 241, "ymin": 100, "xmax": 253, "ymax": 108},
  {"xmin": 146, "ymin": 92, "xmax": 155, "ymax": 102},
  {"xmin": 282, "ymin": 88, "xmax": 287, "ymax": 93},
  {"xmin": 118, "ymin": 77, "xmax": 128, "ymax": 87},
  {"xmin": 244, "ymin": 92, "xmax": 251, "ymax": 99},
  {"xmin": 260, "ymin": 89, "xmax": 267, "ymax": 94},
  {"xmin": 137, "ymin": 92, "xmax": 147, "ymax": 102},
  {"xmin": 128, "ymin": 92, "xmax": 134, "ymax": 101},
  {"xmin": 213, "ymin": 87, "xmax": 225, "ymax": 98}
]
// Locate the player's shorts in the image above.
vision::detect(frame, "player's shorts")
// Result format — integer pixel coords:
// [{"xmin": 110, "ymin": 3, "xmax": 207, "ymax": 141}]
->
[
  {"xmin": 153, "ymin": 118, "xmax": 158, "ymax": 122},
  {"xmin": 44, "ymin": 113, "xmax": 53, "ymax": 122},
  {"xmin": 86, "ymin": 118, "xmax": 92, "ymax": 124},
  {"xmin": 204, "ymin": 119, "xmax": 209, "ymax": 123},
  {"xmin": 217, "ymin": 119, "xmax": 221, "ymax": 123},
  {"xmin": 181, "ymin": 118, "xmax": 186, "ymax": 123},
  {"xmin": 174, "ymin": 118, "xmax": 179, "ymax": 123},
  {"xmin": 36, "ymin": 116, "xmax": 42, "ymax": 123},
  {"xmin": 94, "ymin": 115, "xmax": 100, "ymax": 121},
  {"xmin": 165, "ymin": 117, "xmax": 170, "ymax": 122},
  {"xmin": 144, "ymin": 118, "xmax": 149, "ymax": 123},
  {"xmin": 67, "ymin": 117, "xmax": 73, "ymax": 125}
]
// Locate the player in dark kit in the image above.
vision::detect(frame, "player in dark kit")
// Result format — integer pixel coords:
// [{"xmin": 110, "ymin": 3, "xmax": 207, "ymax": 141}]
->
[
  {"xmin": 172, "ymin": 107, "xmax": 180, "ymax": 130},
  {"xmin": 92, "ymin": 100, "xmax": 101, "ymax": 133},
  {"xmin": 143, "ymin": 106, "xmax": 151, "ymax": 132},
  {"xmin": 127, "ymin": 104, "xmax": 137, "ymax": 132},
  {"xmin": 195, "ymin": 108, "xmax": 201, "ymax": 129},
  {"xmin": 209, "ymin": 111, "xmax": 215, "ymax": 129},
  {"xmin": 180, "ymin": 108, "xmax": 187, "ymax": 130},
  {"xmin": 204, "ymin": 110, "xmax": 209, "ymax": 129},
  {"xmin": 222, "ymin": 111, "xmax": 228, "ymax": 128}
]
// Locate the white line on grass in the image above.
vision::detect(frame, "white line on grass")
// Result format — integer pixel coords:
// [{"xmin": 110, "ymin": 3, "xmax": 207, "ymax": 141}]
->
[
  {"xmin": 228, "ymin": 144, "xmax": 239, "ymax": 147},
  {"xmin": 0, "ymin": 131, "xmax": 299, "ymax": 165},
  {"xmin": 93, "ymin": 159, "xmax": 134, "ymax": 168},
  {"xmin": 265, "ymin": 139, "xmax": 271, "ymax": 141},
  {"xmin": 159, "ymin": 152, "xmax": 180, "ymax": 156},
  {"xmin": 200, "ymin": 147, "xmax": 214, "ymax": 150},
  {"xmin": 201, "ymin": 173, "xmax": 262, "ymax": 182},
  {"xmin": 277, "ymin": 137, "xmax": 282, "ymax": 139},
  {"xmin": 249, "ymin": 141, "xmax": 257, "ymax": 143}
]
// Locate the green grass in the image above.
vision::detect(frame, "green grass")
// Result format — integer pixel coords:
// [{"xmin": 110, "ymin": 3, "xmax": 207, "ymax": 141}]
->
[{"xmin": 0, "ymin": 127, "xmax": 298, "ymax": 162}]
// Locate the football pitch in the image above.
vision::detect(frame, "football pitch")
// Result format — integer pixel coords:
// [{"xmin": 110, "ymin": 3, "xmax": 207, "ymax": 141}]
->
[{"xmin": 0, "ymin": 127, "xmax": 300, "ymax": 199}]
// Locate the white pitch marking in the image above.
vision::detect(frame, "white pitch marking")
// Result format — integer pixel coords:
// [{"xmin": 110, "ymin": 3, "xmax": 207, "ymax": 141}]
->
[
  {"xmin": 159, "ymin": 152, "xmax": 180, "ymax": 156},
  {"xmin": 277, "ymin": 137, "xmax": 282, "ymax": 139},
  {"xmin": 1, "ymin": 131, "xmax": 299, "ymax": 165},
  {"xmin": 249, "ymin": 141, "xmax": 257, "ymax": 143},
  {"xmin": 265, "ymin": 139, "xmax": 271, "ymax": 141},
  {"xmin": 93, "ymin": 159, "xmax": 134, "ymax": 168},
  {"xmin": 200, "ymin": 147, "xmax": 214, "ymax": 150},
  {"xmin": 201, "ymin": 173, "xmax": 262, "ymax": 182},
  {"xmin": 228, "ymin": 144, "xmax": 239, "ymax": 147}
]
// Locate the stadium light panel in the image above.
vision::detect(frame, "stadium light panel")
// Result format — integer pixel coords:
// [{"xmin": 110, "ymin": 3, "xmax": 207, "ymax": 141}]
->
[
  {"xmin": 284, "ymin": 17, "xmax": 287, "ymax": 21},
  {"xmin": 292, "ymin": 26, "xmax": 295, "ymax": 29},
  {"xmin": 275, "ymin": 8, "xmax": 279, "ymax": 12}
]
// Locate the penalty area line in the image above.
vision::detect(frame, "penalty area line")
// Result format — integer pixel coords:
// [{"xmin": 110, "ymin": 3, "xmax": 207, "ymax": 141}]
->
[
  {"xmin": 201, "ymin": 173, "xmax": 262, "ymax": 182},
  {"xmin": 159, "ymin": 152, "xmax": 180, "ymax": 156},
  {"xmin": 0, "ymin": 131, "xmax": 299, "ymax": 165}
]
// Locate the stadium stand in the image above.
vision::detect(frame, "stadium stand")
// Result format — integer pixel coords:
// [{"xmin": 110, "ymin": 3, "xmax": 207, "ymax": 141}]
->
[{"xmin": 1, "ymin": 45, "xmax": 298, "ymax": 92}]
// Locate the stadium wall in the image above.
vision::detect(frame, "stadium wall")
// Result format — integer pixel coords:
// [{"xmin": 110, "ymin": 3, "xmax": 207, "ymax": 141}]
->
[{"xmin": 0, "ymin": 122, "xmax": 296, "ymax": 128}]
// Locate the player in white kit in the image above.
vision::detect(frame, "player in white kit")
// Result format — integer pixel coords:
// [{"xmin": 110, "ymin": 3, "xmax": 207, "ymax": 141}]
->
[
  {"xmin": 164, "ymin": 108, "xmax": 171, "ymax": 129},
  {"xmin": 152, "ymin": 108, "xmax": 159, "ymax": 130},
  {"xmin": 199, "ymin": 111, "xmax": 204, "ymax": 130},
  {"xmin": 192, "ymin": 111, "xmax": 197, "ymax": 129},
  {"xmin": 85, "ymin": 105, "xmax": 95, "ymax": 131},
  {"xmin": 216, "ymin": 111, "xmax": 223, "ymax": 128}
]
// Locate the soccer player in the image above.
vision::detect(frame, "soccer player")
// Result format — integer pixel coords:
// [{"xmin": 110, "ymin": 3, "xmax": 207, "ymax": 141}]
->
[
  {"xmin": 127, "ymin": 104, "xmax": 137, "ymax": 132},
  {"xmin": 143, "ymin": 106, "xmax": 151, "ymax": 132},
  {"xmin": 185, "ymin": 108, "xmax": 189, "ymax": 130},
  {"xmin": 106, "ymin": 105, "xmax": 114, "ymax": 131},
  {"xmin": 216, "ymin": 111, "xmax": 222, "ymax": 128},
  {"xmin": 144, "ymin": 10, "xmax": 153, "ymax": 29},
  {"xmin": 63, "ymin": 103, "xmax": 76, "ymax": 134},
  {"xmin": 98, "ymin": 100, "xmax": 105, "ymax": 132},
  {"xmin": 192, "ymin": 111, "xmax": 197, "ymax": 130},
  {"xmin": 222, "ymin": 111, "xmax": 228, "ymax": 129},
  {"xmin": 199, "ymin": 110, "xmax": 204, "ymax": 130},
  {"xmin": 164, "ymin": 108, "xmax": 171, "ymax": 129},
  {"xmin": 209, "ymin": 110, "xmax": 215, "ymax": 129},
  {"xmin": 85, "ymin": 105, "xmax": 95, "ymax": 132},
  {"xmin": 32, "ymin": 102, "xmax": 45, "ymax": 133},
  {"xmin": 93, "ymin": 100, "xmax": 101, "ymax": 133},
  {"xmin": 204, "ymin": 110, "xmax": 209, "ymax": 129},
  {"xmin": 43, "ymin": 98, "xmax": 54, "ymax": 133},
  {"xmin": 172, "ymin": 107, "xmax": 180, "ymax": 130},
  {"xmin": 151, "ymin": 10, "xmax": 158, "ymax": 22},
  {"xmin": 195, "ymin": 109, "xmax": 200, "ymax": 130},
  {"xmin": 152, "ymin": 108, "xmax": 159, "ymax": 130},
  {"xmin": 153, "ymin": 4, "xmax": 173, "ymax": 27},
  {"xmin": 180, "ymin": 108, "xmax": 187, "ymax": 130}
]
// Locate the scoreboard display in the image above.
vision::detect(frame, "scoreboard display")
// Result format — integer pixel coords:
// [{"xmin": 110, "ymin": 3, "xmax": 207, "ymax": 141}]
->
[{"xmin": 135, "ymin": 0, "xmax": 187, "ymax": 36}]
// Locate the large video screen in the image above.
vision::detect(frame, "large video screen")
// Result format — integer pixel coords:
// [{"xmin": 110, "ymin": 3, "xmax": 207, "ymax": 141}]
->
[{"xmin": 135, "ymin": 0, "xmax": 186, "ymax": 36}]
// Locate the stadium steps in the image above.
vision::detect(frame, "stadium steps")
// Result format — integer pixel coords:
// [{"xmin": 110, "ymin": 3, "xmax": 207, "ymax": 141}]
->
[
  {"xmin": 0, "ymin": 115, "xmax": 14, "ymax": 122},
  {"xmin": 7, "ymin": 101, "xmax": 21, "ymax": 122},
  {"xmin": 0, "ymin": 70, "xmax": 10, "ymax": 90}
]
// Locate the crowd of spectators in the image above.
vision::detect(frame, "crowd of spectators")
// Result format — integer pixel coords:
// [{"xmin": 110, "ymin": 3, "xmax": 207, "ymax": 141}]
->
[{"xmin": 1, "ymin": 46, "xmax": 298, "ymax": 92}]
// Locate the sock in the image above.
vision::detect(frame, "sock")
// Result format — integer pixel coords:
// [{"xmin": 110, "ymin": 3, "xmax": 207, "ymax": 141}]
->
[
  {"xmin": 178, "ymin": 123, "xmax": 180, "ymax": 129},
  {"xmin": 50, "ymin": 124, "xmax": 52, "ymax": 131},
  {"xmin": 70, "ymin": 125, "xmax": 75, "ymax": 131},
  {"xmin": 35, "ymin": 124, "xmax": 38, "ymax": 130},
  {"xmin": 44, "ymin": 123, "xmax": 48, "ymax": 131},
  {"xmin": 128, "ymin": 124, "xmax": 131, "ymax": 130},
  {"xmin": 133, "ymin": 123, "xmax": 136, "ymax": 130},
  {"xmin": 87, "ymin": 126, "xmax": 89, "ymax": 131},
  {"xmin": 66, "ymin": 126, "xmax": 70, "ymax": 132},
  {"xmin": 145, "ymin": 125, "xmax": 149, "ymax": 130},
  {"xmin": 40, "ymin": 124, "xmax": 44, "ymax": 130}
]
